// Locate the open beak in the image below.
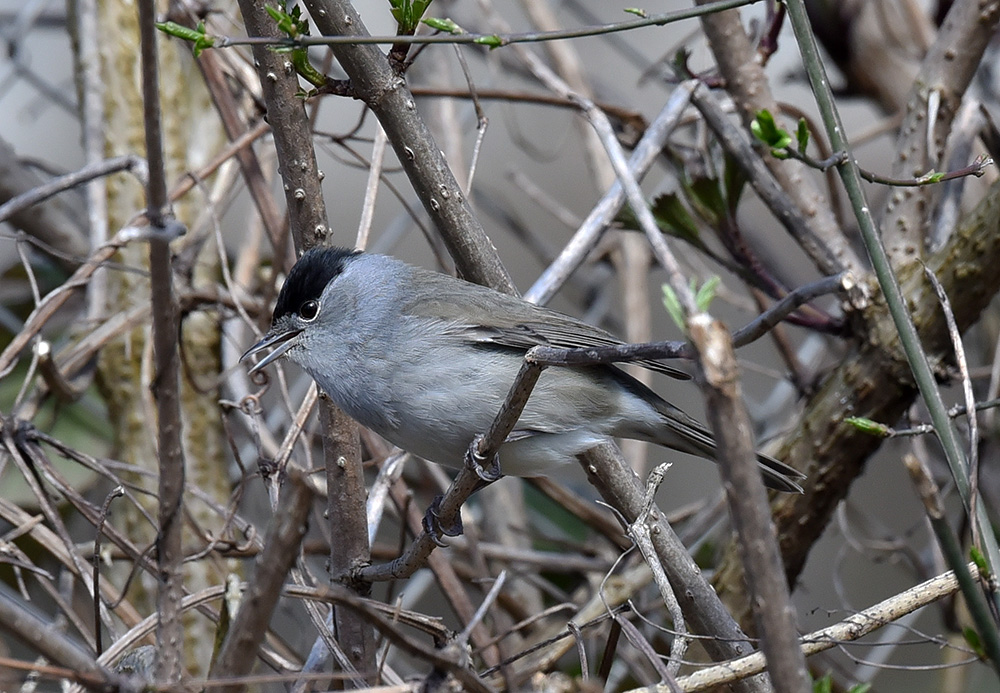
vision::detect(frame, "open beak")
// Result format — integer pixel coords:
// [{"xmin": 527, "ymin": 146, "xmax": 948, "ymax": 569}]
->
[{"xmin": 241, "ymin": 328, "xmax": 302, "ymax": 375}]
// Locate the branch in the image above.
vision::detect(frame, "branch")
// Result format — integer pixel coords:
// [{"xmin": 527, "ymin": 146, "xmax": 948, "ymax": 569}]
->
[
  {"xmin": 137, "ymin": 1, "xmax": 186, "ymax": 682},
  {"xmin": 235, "ymin": 0, "xmax": 377, "ymax": 678},
  {"xmin": 673, "ymin": 565, "xmax": 982, "ymax": 692},
  {"xmin": 300, "ymin": 0, "xmax": 514, "ymax": 293},
  {"xmin": 209, "ymin": 472, "xmax": 315, "ymax": 692},
  {"xmin": 695, "ymin": 0, "xmax": 863, "ymax": 276},
  {"xmin": 880, "ymin": 0, "xmax": 1000, "ymax": 263},
  {"xmin": 688, "ymin": 316, "xmax": 809, "ymax": 691}
]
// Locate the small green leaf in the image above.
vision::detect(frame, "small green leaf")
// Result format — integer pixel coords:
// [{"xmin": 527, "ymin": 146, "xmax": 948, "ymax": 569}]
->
[
  {"xmin": 156, "ymin": 20, "xmax": 203, "ymax": 42},
  {"xmin": 812, "ymin": 674, "xmax": 833, "ymax": 693},
  {"xmin": 390, "ymin": 0, "xmax": 433, "ymax": 33},
  {"xmin": 266, "ymin": 5, "xmax": 298, "ymax": 36},
  {"xmin": 751, "ymin": 109, "xmax": 792, "ymax": 150},
  {"xmin": 662, "ymin": 285, "xmax": 685, "ymax": 331},
  {"xmin": 686, "ymin": 176, "xmax": 726, "ymax": 227},
  {"xmin": 694, "ymin": 276, "xmax": 720, "ymax": 312},
  {"xmin": 423, "ymin": 17, "xmax": 464, "ymax": 34},
  {"xmin": 963, "ymin": 627, "xmax": 986, "ymax": 659},
  {"xmin": 796, "ymin": 118, "xmax": 810, "ymax": 153},
  {"xmin": 845, "ymin": 416, "xmax": 892, "ymax": 437},
  {"xmin": 413, "ymin": 0, "xmax": 433, "ymax": 18},
  {"xmin": 624, "ymin": 8, "xmax": 648, "ymax": 17},
  {"xmin": 970, "ymin": 546, "xmax": 988, "ymax": 575},
  {"xmin": 649, "ymin": 193, "xmax": 700, "ymax": 242},
  {"xmin": 916, "ymin": 170, "xmax": 944, "ymax": 184},
  {"xmin": 722, "ymin": 152, "xmax": 748, "ymax": 214},
  {"xmin": 156, "ymin": 21, "xmax": 216, "ymax": 56},
  {"xmin": 474, "ymin": 34, "xmax": 504, "ymax": 48},
  {"xmin": 847, "ymin": 684, "xmax": 872, "ymax": 693},
  {"xmin": 670, "ymin": 47, "xmax": 693, "ymax": 79}
]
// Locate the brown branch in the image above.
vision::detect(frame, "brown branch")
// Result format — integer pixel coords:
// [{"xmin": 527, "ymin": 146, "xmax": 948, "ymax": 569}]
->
[
  {"xmin": 235, "ymin": 0, "xmax": 377, "ymax": 679},
  {"xmin": 209, "ymin": 472, "xmax": 315, "ymax": 692},
  {"xmin": 299, "ymin": 0, "xmax": 515, "ymax": 293},
  {"xmin": 137, "ymin": 1, "xmax": 186, "ymax": 682},
  {"xmin": 881, "ymin": 0, "xmax": 1000, "ymax": 265},
  {"xmin": 715, "ymin": 180, "xmax": 1000, "ymax": 626},
  {"xmin": 688, "ymin": 316, "xmax": 809, "ymax": 692},
  {"xmin": 695, "ymin": 0, "xmax": 864, "ymax": 276}
]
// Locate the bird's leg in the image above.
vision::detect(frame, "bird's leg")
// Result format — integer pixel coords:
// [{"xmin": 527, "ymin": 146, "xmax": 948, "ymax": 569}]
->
[
  {"xmin": 422, "ymin": 495, "xmax": 464, "ymax": 545},
  {"xmin": 421, "ymin": 434, "xmax": 504, "ymax": 544},
  {"xmin": 421, "ymin": 440, "xmax": 501, "ymax": 543},
  {"xmin": 466, "ymin": 433, "xmax": 503, "ymax": 482},
  {"xmin": 422, "ymin": 478, "xmax": 494, "ymax": 544}
]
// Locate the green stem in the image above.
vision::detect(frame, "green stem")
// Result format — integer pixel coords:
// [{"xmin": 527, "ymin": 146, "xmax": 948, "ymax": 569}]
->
[{"xmin": 785, "ymin": 0, "xmax": 1000, "ymax": 663}]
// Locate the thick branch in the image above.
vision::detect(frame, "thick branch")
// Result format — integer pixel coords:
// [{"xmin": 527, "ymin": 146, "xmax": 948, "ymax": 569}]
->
[
  {"xmin": 880, "ymin": 0, "xmax": 1000, "ymax": 264},
  {"xmin": 137, "ymin": 1, "xmax": 185, "ymax": 682},
  {"xmin": 715, "ymin": 182, "xmax": 1000, "ymax": 623},
  {"xmin": 300, "ymin": 0, "xmax": 515, "ymax": 293},
  {"xmin": 235, "ymin": 0, "xmax": 377, "ymax": 680}
]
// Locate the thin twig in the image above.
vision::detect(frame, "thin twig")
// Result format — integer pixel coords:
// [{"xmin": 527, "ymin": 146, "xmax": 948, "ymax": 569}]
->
[
  {"xmin": 922, "ymin": 265, "xmax": 981, "ymax": 545},
  {"xmin": 356, "ymin": 124, "xmax": 388, "ymax": 250},
  {"xmin": 191, "ymin": 0, "xmax": 763, "ymax": 51},
  {"xmin": 670, "ymin": 564, "xmax": 983, "ymax": 692},
  {"xmin": 92, "ymin": 486, "xmax": 124, "ymax": 657},
  {"xmin": 628, "ymin": 464, "xmax": 689, "ymax": 677},
  {"xmin": 0, "ymin": 156, "xmax": 147, "ymax": 226},
  {"xmin": 528, "ymin": 271, "xmax": 850, "ymax": 368},
  {"xmin": 524, "ymin": 83, "xmax": 696, "ymax": 305}
]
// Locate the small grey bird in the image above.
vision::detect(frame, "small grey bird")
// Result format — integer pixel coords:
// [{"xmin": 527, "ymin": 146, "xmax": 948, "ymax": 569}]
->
[{"xmin": 243, "ymin": 247, "xmax": 804, "ymax": 492}]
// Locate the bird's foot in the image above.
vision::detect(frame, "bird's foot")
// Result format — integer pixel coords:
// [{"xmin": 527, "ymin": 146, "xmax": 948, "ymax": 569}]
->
[
  {"xmin": 422, "ymin": 495, "xmax": 464, "ymax": 546},
  {"xmin": 465, "ymin": 435, "xmax": 503, "ymax": 482}
]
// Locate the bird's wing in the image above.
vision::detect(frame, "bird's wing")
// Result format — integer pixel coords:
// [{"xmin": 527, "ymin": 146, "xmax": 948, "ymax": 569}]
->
[{"xmin": 404, "ymin": 270, "xmax": 690, "ymax": 380}]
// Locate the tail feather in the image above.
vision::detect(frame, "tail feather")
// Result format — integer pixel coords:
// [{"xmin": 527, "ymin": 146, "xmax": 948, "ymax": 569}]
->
[
  {"xmin": 754, "ymin": 453, "xmax": 805, "ymax": 493},
  {"xmin": 651, "ymin": 399, "xmax": 805, "ymax": 493}
]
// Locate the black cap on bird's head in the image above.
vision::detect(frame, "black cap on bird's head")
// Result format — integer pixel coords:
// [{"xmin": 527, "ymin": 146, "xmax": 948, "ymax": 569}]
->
[
  {"xmin": 241, "ymin": 246, "xmax": 360, "ymax": 374},
  {"xmin": 272, "ymin": 247, "xmax": 359, "ymax": 321}
]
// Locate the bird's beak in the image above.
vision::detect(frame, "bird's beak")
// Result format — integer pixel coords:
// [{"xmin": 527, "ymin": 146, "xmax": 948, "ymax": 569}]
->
[{"xmin": 241, "ymin": 328, "xmax": 302, "ymax": 375}]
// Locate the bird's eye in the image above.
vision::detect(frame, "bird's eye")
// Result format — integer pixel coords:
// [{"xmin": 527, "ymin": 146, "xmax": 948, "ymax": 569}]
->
[{"xmin": 299, "ymin": 300, "xmax": 319, "ymax": 321}]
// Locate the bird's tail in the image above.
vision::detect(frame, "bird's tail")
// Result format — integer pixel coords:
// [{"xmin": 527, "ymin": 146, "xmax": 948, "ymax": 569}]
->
[{"xmin": 650, "ymin": 399, "xmax": 805, "ymax": 493}]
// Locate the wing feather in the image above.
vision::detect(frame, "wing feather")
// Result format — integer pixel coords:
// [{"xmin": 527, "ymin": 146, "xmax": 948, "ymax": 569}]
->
[{"xmin": 403, "ymin": 268, "xmax": 690, "ymax": 380}]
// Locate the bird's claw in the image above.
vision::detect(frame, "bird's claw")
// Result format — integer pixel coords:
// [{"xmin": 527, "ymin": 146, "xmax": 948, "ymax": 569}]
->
[
  {"xmin": 423, "ymin": 495, "xmax": 464, "ymax": 545},
  {"xmin": 465, "ymin": 438, "xmax": 503, "ymax": 482}
]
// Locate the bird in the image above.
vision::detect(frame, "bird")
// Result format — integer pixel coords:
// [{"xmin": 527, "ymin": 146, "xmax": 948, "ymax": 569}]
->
[{"xmin": 242, "ymin": 247, "xmax": 804, "ymax": 492}]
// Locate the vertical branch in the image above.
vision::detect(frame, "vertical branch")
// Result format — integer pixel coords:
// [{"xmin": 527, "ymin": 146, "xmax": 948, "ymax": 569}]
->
[
  {"xmin": 689, "ymin": 317, "xmax": 810, "ymax": 692},
  {"xmin": 238, "ymin": 0, "xmax": 332, "ymax": 256},
  {"xmin": 318, "ymin": 399, "xmax": 376, "ymax": 676},
  {"xmin": 136, "ymin": 0, "xmax": 185, "ymax": 683},
  {"xmin": 235, "ymin": 0, "xmax": 377, "ymax": 680},
  {"xmin": 300, "ymin": 0, "xmax": 515, "ymax": 293}
]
